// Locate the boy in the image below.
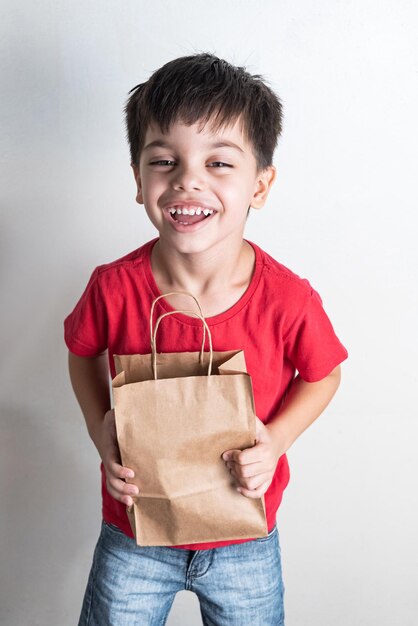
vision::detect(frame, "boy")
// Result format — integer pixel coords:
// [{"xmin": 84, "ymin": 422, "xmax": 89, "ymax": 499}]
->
[{"xmin": 65, "ymin": 53, "xmax": 348, "ymax": 625}]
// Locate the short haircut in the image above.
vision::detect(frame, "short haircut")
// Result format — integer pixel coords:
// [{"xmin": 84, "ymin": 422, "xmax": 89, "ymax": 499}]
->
[{"xmin": 125, "ymin": 53, "xmax": 283, "ymax": 171}]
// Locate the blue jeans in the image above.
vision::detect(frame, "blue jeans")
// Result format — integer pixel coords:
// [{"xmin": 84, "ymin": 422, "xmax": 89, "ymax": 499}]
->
[{"xmin": 78, "ymin": 520, "xmax": 285, "ymax": 626}]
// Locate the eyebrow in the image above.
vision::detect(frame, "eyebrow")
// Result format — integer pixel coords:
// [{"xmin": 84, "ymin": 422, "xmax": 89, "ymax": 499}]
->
[
  {"xmin": 143, "ymin": 139, "xmax": 244, "ymax": 153},
  {"xmin": 212, "ymin": 141, "xmax": 244, "ymax": 153}
]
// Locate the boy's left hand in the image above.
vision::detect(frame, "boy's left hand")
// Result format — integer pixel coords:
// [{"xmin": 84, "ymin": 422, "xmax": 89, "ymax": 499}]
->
[{"xmin": 222, "ymin": 417, "xmax": 284, "ymax": 499}]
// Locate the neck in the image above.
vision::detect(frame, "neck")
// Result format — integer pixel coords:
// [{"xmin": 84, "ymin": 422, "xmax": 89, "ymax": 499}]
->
[{"xmin": 151, "ymin": 235, "xmax": 252, "ymax": 298}]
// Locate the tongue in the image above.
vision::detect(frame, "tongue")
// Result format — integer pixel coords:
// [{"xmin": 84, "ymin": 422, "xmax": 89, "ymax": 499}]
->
[{"xmin": 174, "ymin": 212, "xmax": 208, "ymax": 224}]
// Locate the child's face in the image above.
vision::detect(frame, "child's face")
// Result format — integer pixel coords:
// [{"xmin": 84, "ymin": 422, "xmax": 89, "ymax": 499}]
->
[{"xmin": 132, "ymin": 116, "xmax": 276, "ymax": 255}]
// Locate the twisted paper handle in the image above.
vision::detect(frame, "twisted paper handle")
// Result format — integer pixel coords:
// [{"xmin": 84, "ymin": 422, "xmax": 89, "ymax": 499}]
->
[
  {"xmin": 150, "ymin": 292, "xmax": 206, "ymax": 360},
  {"xmin": 150, "ymin": 293, "xmax": 213, "ymax": 380}
]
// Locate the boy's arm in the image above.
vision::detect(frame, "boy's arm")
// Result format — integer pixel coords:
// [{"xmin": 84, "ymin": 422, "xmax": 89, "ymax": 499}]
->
[
  {"xmin": 68, "ymin": 351, "xmax": 139, "ymax": 506},
  {"xmin": 222, "ymin": 365, "xmax": 342, "ymax": 498}
]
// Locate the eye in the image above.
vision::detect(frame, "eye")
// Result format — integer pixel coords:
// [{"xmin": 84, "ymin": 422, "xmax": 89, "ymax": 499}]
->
[
  {"xmin": 150, "ymin": 160, "xmax": 176, "ymax": 166},
  {"xmin": 208, "ymin": 162, "xmax": 233, "ymax": 168}
]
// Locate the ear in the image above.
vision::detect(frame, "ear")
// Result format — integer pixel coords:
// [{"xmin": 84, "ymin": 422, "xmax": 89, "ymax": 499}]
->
[
  {"xmin": 131, "ymin": 163, "xmax": 144, "ymax": 205},
  {"xmin": 250, "ymin": 165, "xmax": 277, "ymax": 210}
]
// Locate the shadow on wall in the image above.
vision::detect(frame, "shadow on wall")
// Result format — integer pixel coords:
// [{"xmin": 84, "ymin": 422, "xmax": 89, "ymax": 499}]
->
[{"xmin": 0, "ymin": 403, "xmax": 102, "ymax": 625}]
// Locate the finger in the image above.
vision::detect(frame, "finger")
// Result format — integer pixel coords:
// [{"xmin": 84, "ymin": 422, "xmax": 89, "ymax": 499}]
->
[
  {"xmin": 239, "ymin": 446, "xmax": 267, "ymax": 465},
  {"xmin": 106, "ymin": 480, "xmax": 133, "ymax": 505},
  {"xmin": 222, "ymin": 450, "xmax": 238, "ymax": 461},
  {"xmin": 226, "ymin": 460, "xmax": 265, "ymax": 478},
  {"xmin": 113, "ymin": 492, "xmax": 133, "ymax": 507},
  {"xmin": 107, "ymin": 476, "xmax": 139, "ymax": 503},
  {"xmin": 226, "ymin": 448, "xmax": 265, "ymax": 466},
  {"xmin": 105, "ymin": 462, "xmax": 138, "ymax": 492},
  {"xmin": 236, "ymin": 478, "xmax": 271, "ymax": 499},
  {"xmin": 108, "ymin": 474, "xmax": 139, "ymax": 495},
  {"xmin": 108, "ymin": 459, "xmax": 135, "ymax": 480},
  {"xmin": 238, "ymin": 471, "xmax": 271, "ymax": 491},
  {"xmin": 222, "ymin": 446, "xmax": 262, "ymax": 465}
]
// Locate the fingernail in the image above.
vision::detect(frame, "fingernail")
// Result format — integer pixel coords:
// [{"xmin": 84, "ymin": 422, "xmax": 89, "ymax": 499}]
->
[
  {"xmin": 126, "ymin": 471, "xmax": 134, "ymax": 478},
  {"xmin": 222, "ymin": 453, "xmax": 229, "ymax": 461}
]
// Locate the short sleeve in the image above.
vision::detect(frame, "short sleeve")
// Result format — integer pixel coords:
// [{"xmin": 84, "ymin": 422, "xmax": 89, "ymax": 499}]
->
[
  {"xmin": 284, "ymin": 288, "xmax": 348, "ymax": 382},
  {"xmin": 64, "ymin": 268, "xmax": 108, "ymax": 356}
]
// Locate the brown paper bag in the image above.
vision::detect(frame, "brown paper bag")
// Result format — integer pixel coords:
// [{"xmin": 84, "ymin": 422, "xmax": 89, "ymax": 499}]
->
[{"xmin": 112, "ymin": 292, "xmax": 268, "ymax": 546}]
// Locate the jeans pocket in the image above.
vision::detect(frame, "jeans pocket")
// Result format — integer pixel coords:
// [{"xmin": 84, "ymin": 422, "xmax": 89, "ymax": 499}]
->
[
  {"xmin": 100, "ymin": 521, "xmax": 136, "ymax": 552},
  {"xmin": 102, "ymin": 521, "xmax": 125, "ymax": 535},
  {"xmin": 254, "ymin": 524, "xmax": 277, "ymax": 542}
]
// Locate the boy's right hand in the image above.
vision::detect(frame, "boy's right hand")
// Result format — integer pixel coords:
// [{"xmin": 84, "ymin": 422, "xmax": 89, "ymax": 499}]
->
[{"xmin": 98, "ymin": 409, "xmax": 139, "ymax": 507}]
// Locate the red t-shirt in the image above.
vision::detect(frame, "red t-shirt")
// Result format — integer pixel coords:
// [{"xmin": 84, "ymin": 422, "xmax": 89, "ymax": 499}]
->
[{"xmin": 64, "ymin": 238, "xmax": 348, "ymax": 550}]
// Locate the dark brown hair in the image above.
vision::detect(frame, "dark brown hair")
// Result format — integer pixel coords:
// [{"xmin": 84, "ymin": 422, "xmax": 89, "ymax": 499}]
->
[{"xmin": 125, "ymin": 53, "xmax": 283, "ymax": 171}]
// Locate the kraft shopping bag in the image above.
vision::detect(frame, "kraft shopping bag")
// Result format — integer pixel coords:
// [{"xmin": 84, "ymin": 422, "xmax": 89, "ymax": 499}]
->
[{"xmin": 112, "ymin": 292, "xmax": 267, "ymax": 546}]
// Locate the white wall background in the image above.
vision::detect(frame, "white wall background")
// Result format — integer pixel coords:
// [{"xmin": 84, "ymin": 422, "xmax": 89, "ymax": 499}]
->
[{"xmin": 1, "ymin": 1, "xmax": 417, "ymax": 624}]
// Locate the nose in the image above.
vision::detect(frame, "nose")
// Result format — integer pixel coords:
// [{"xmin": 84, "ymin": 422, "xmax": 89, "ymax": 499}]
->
[{"xmin": 171, "ymin": 164, "xmax": 205, "ymax": 192}]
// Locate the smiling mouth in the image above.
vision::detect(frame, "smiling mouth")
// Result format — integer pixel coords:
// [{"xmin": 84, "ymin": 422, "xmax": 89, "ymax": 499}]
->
[{"xmin": 166, "ymin": 207, "xmax": 216, "ymax": 226}]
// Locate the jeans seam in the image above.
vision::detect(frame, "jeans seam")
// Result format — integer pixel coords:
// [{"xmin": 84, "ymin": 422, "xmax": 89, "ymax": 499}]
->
[{"xmin": 84, "ymin": 527, "xmax": 102, "ymax": 625}]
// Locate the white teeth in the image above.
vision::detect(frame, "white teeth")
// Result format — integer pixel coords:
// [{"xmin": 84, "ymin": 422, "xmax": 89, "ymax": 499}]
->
[{"xmin": 167, "ymin": 206, "xmax": 215, "ymax": 216}]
